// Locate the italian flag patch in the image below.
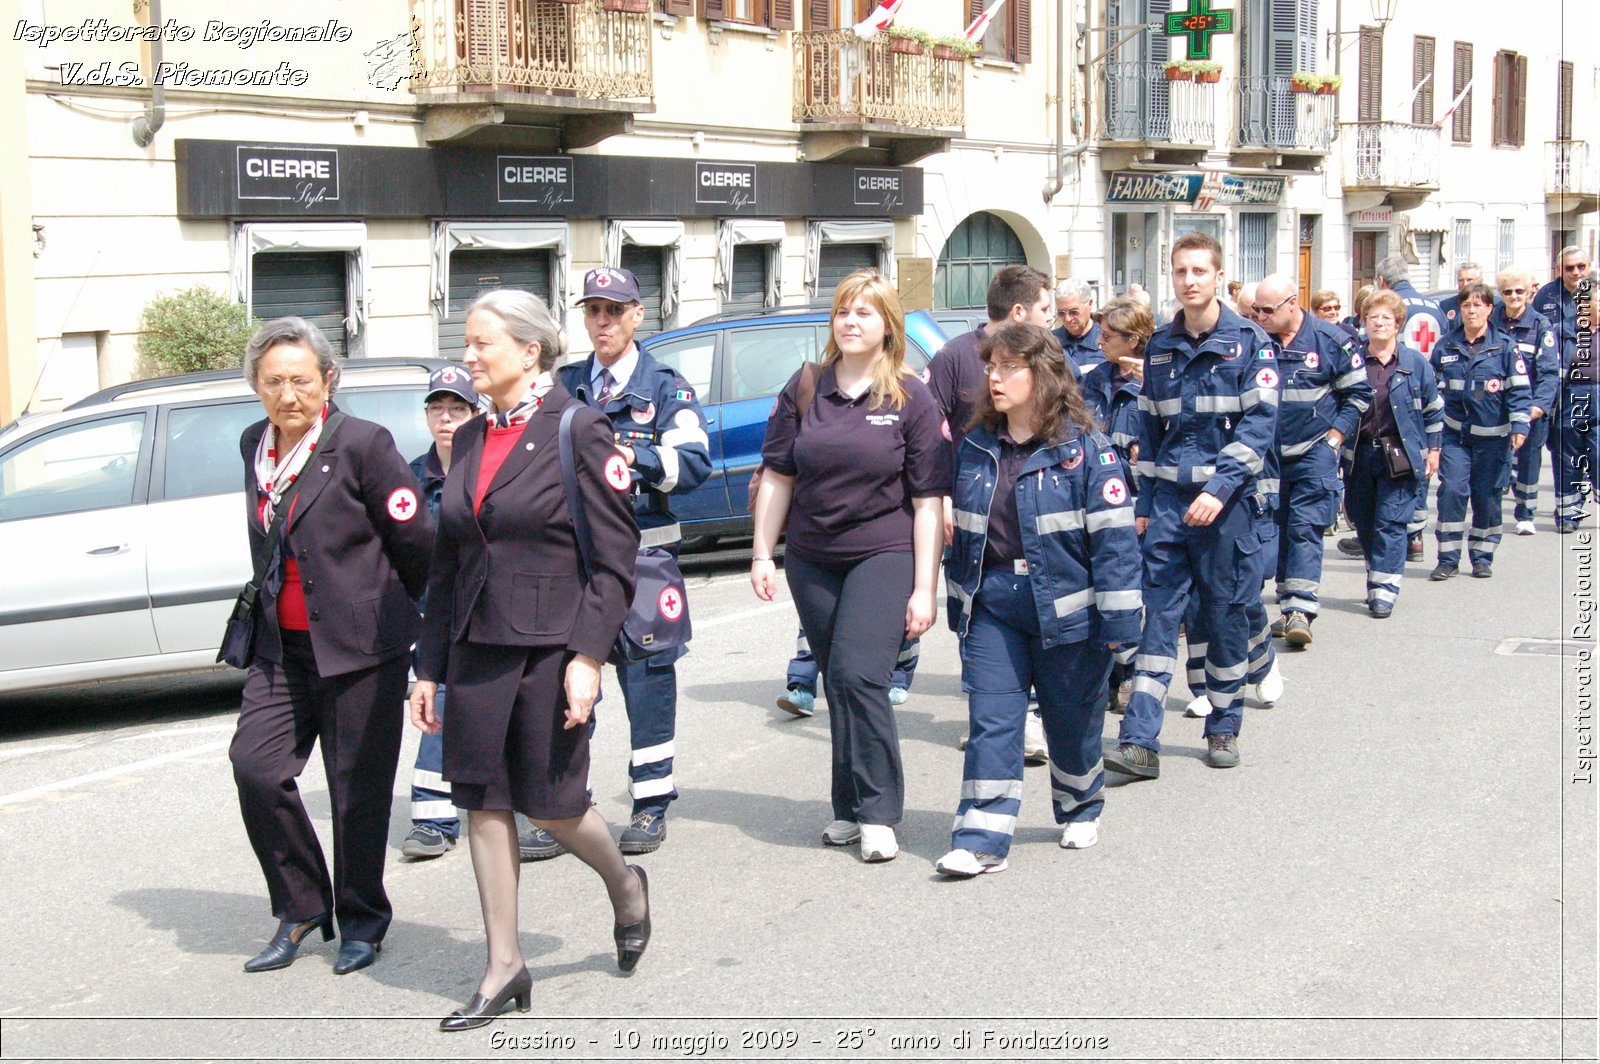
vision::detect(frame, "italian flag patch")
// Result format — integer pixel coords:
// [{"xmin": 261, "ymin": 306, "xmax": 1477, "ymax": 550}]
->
[
  {"xmin": 674, "ymin": 389, "xmax": 693, "ymax": 401},
  {"xmin": 1098, "ymin": 451, "xmax": 1118, "ymax": 465}
]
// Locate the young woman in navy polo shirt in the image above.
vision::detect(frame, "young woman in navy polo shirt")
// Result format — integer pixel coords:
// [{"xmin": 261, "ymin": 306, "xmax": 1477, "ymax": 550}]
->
[{"xmin": 751, "ymin": 269, "xmax": 950, "ymax": 863}]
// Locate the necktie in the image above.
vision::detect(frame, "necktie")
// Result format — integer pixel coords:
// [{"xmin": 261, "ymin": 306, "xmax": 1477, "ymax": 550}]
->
[{"xmin": 597, "ymin": 369, "xmax": 615, "ymax": 407}]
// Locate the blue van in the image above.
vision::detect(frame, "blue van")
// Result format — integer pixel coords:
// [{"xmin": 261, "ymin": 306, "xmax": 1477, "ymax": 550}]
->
[{"xmin": 639, "ymin": 306, "xmax": 950, "ymax": 549}]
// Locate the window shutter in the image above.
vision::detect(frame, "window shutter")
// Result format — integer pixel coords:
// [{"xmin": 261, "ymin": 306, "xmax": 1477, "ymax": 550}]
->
[
  {"xmin": 1491, "ymin": 50, "xmax": 1505, "ymax": 144},
  {"xmin": 1558, "ymin": 60, "xmax": 1574, "ymax": 140},
  {"xmin": 702, "ymin": 0, "xmax": 727, "ymax": 19},
  {"xmin": 768, "ymin": 0, "xmax": 794, "ymax": 29},
  {"xmin": 1269, "ymin": 0, "xmax": 1299, "ymax": 81},
  {"xmin": 662, "ymin": 0, "xmax": 694, "ymax": 15},
  {"xmin": 1452, "ymin": 42, "xmax": 1472, "ymax": 143},
  {"xmin": 810, "ymin": 0, "xmax": 833, "ymax": 29},
  {"xmin": 1358, "ymin": 26, "xmax": 1382, "ymax": 122},
  {"xmin": 1512, "ymin": 53, "xmax": 1527, "ymax": 147},
  {"xmin": 1294, "ymin": 0, "xmax": 1317, "ymax": 72},
  {"xmin": 968, "ymin": 0, "xmax": 984, "ymax": 31},
  {"xmin": 1412, "ymin": 35, "xmax": 1434, "ymax": 125},
  {"xmin": 1012, "ymin": 0, "xmax": 1031, "ymax": 64}
]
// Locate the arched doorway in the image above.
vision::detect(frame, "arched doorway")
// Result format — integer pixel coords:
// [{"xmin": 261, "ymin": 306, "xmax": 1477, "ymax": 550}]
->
[{"xmin": 934, "ymin": 212, "xmax": 1028, "ymax": 309}]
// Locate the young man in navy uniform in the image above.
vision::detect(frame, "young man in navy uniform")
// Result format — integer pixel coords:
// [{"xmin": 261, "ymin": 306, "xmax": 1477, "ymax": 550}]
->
[
  {"xmin": 557, "ymin": 267, "xmax": 712, "ymax": 853},
  {"xmin": 1107, "ymin": 231, "xmax": 1278, "ymax": 777},
  {"xmin": 1249, "ymin": 274, "xmax": 1372, "ymax": 647},
  {"xmin": 400, "ymin": 365, "xmax": 481, "ymax": 860}
]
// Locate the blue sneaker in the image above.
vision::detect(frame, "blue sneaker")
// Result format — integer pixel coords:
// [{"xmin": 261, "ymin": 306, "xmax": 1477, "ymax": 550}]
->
[
  {"xmin": 888, "ymin": 686, "xmax": 909, "ymax": 705},
  {"xmin": 776, "ymin": 685, "xmax": 815, "ymax": 717}
]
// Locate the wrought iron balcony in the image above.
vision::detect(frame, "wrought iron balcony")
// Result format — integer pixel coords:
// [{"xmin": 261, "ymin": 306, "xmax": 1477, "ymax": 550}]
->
[
  {"xmin": 1340, "ymin": 121, "xmax": 1440, "ymax": 208},
  {"xmin": 1547, "ymin": 140, "xmax": 1599, "ymax": 213},
  {"xmin": 1098, "ymin": 62, "xmax": 1218, "ymax": 148},
  {"xmin": 1234, "ymin": 76, "xmax": 1336, "ymax": 153},
  {"xmin": 791, "ymin": 31, "xmax": 964, "ymax": 161},
  {"xmin": 409, "ymin": 0, "xmax": 653, "ymax": 145}
]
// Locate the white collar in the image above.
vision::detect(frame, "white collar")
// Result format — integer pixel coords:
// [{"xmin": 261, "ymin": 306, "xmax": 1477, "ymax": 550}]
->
[{"xmin": 591, "ymin": 344, "xmax": 640, "ymax": 397}]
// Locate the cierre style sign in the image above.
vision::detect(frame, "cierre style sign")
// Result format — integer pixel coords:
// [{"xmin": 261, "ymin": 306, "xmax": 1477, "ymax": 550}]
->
[
  {"xmin": 237, "ymin": 145, "xmax": 339, "ymax": 206},
  {"xmin": 694, "ymin": 162, "xmax": 757, "ymax": 208},
  {"xmin": 497, "ymin": 156, "xmax": 575, "ymax": 207},
  {"xmin": 853, "ymin": 168, "xmax": 903, "ymax": 208}
]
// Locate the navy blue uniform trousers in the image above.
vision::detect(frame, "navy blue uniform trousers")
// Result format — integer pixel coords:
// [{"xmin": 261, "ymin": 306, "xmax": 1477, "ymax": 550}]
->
[
  {"xmin": 953, "ymin": 569, "xmax": 1111, "ymax": 858},
  {"xmin": 1344, "ymin": 440, "xmax": 1416, "ymax": 609},
  {"xmin": 1435, "ymin": 435, "xmax": 1512, "ymax": 567}
]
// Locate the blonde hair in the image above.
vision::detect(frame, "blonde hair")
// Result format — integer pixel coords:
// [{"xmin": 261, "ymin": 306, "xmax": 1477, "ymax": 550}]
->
[
  {"xmin": 820, "ymin": 269, "xmax": 911, "ymax": 411},
  {"xmin": 1364, "ymin": 288, "xmax": 1407, "ymax": 327},
  {"xmin": 1097, "ymin": 297, "xmax": 1155, "ymax": 353}
]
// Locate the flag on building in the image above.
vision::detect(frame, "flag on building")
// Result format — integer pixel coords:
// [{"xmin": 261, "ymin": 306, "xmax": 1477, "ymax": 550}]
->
[
  {"xmin": 962, "ymin": 0, "xmax": 1006, "ymax": 42},
  {"xmin": 851, "ymin": 0, "xmax": 907, "ymax": 39}
]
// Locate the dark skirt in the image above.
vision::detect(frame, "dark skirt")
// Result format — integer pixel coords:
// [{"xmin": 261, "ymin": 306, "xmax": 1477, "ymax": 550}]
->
[{"xmin": 442, "ymin": 642, "xmax": 590, "ymax": 820}]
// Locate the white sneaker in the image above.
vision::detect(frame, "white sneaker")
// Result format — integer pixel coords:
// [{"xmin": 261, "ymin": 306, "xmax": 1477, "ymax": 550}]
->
[
  {"xmin": 935, "ymin": 847, "xmax": 1007, "ymax": 877},
  {"xmin": 1184, "ymin": 693, "xmax": 1211, "ymax": 718},
  {"xmin": 1023, "ymin": 713, "xmax": 1048, "ymax": 765},
  {"xmin": 1255, "ymin": 660, "xmax": 1284, "ymax": 706},
  {"xmin": 1060, "ymin": 818, "xmax": 1100, "ymax": 849},
  {"xmin": 1516, "ymin": 520, "xmax": 1536, "ymax": 536},
  {"xmin": 858, "ymin": 823, "xmax": 898, "ymax": 862},
  {"xmin": 821, "ymin": 819, "xmax": 860, "ymax": 846}
]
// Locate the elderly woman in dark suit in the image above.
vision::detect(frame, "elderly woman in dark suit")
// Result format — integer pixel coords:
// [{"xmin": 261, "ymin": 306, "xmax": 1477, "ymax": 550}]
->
[
  {"xmin": 229, "ymin": 317, "xmax": 433, "ymax": 976},
  {"xmin": 409, "ymin": 289, "xmax": 649, "ymax": 1032}
]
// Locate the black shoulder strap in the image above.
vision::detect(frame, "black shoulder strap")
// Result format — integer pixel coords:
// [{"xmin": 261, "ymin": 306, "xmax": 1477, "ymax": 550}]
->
[
  {"xmin": 250, "ymin": 410, "xmax": 346, "ymax": 586},
  {"xmin": 557, "ymin": 404, "xmax": 595, "ymax": 583},
  {"xmin": 795, "ymin": 361, "xmax": 821, "ymax": 420}
]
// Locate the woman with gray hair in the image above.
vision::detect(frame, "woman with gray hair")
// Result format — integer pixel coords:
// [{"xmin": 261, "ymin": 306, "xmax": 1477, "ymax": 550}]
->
[
  {"xmin": 410, "ymin": 289, "xmax": 650, "ymax": 1031},
  {"xmin": 229, "ymin": 316, "xmax": 434, "ymax": 976}
]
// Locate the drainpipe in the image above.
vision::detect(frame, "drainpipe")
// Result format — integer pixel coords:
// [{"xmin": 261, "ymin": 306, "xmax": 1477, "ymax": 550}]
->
[
  {"xmin": 1043, "ymin": 0, "xmax": 1069, "ymax": 200},
  {"xmin": 132, "ymin": 0, "xmax": 165, "ymax": 147}
]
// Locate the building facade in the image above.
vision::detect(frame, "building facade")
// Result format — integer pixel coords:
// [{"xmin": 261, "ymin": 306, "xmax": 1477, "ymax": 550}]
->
[{"xmin": 2, "ymin": 0, "xmax": 1595, "ymax": 419}]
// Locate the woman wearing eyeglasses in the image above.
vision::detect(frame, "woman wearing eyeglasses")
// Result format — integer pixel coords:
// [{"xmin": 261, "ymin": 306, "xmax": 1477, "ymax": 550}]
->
[
  {"xmin": 1343, "ymin": 290, "xmax": 1442, "ymax": 616},
  {"xmin": 229, "ymin": 317, "xmax": 435, "ymax": 976},
  {"xmin": 938, "ymin": 324, "xmax": 1142, "ymax": 876},
  {"xmin": 1490, "ymin": 270, "xmax": 1561, "ymax": 535}
]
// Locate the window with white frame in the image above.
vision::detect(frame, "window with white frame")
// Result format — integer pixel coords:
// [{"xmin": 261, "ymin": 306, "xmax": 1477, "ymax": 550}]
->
[
  {"xmin": 1452, "ymin": 219, "xmax": 1472, "ymax": 274},
  {"xmin": 1497, "ymin": 219, "xmax": 1515, "ymax": 272}
]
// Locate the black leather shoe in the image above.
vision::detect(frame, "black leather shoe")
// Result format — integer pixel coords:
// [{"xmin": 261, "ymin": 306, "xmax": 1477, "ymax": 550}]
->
[
  {"xmin": 243, "ymin": 913, "xmax": 333, "ymax": 973},
  {"xmin": 439, "ymin": 967, "xmax": 532, "ymax": 1032},
  {"xmin": 614, "ymin": 865, "xmax": 651, "ymax": 973},
  {"xmin": 1336, "ymin": 536, "xmax": 1364, "ymax": 558},
  {"xmin": 1368, "ymin": 601, "xmax": 1393, "ymax": 619},
  {"xmin": 332, "ymin": 940, "xmax": 381, "ymax": 975},
  {"xmin": 619, "ymin": 811, "xmax": 666, "ymax": 854},
  {"xmin": 1472, "ymin": 562, "xmax": 1493, "ymax": 578},
  {"xmin": 1105, "ymin": 743, "xmax": 1160, "ymax": 779},
  {"xmin": 1429, "ymin": 564, "xmax": 1457, "ymax": 581}
]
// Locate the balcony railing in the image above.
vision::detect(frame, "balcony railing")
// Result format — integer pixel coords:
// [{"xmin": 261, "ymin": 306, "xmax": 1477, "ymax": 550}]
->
[
  {"xmin": 1098, "ymin": 62, "xmax": 1217, "ymax": 145},
  {"xmin": 792, "ymin": 31, "xmax": 964, "ymax": 130},
  {"xmin": 1548, "ymin": 140, "xmax": 1598, "ymax": 198},
  {"xmin": 409, "ymin": 0, "xmax": 652, "ymax": 100},
  {"xmin": 1235, "ymin": 76, "xmax": 1336, "ymax": 151},
  {"xmin": 1340, "ymin": 121, "xmax": 1440, "ymax": 189}
]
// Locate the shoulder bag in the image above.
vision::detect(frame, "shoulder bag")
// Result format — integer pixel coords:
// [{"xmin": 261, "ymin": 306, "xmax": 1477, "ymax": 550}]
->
[
  {"xmin": 745, "ymin": 361, "xmax": 821, "ymax": 513},
  {"xmin": 558, "ymin": 405, "xmax": 691, "ymax": 664},
  {"xmin": 217, "ymin": 412, "xmax": 346, "ymax": 669}
]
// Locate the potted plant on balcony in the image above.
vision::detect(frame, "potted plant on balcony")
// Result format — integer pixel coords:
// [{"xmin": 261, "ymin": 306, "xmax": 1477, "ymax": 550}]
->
[
  {"xmin": 1291, "ymin": 71, "xmax": 1321, "ymax": 93},
  {"xmin": 1315, "ymin": 73, "xmax": 1342, "ymax": 95},
  {"xmin": 1191, "ymin": 60, "xmax": 1223, "ymax": 83},
  {"xmin": 602, "ymin": 0, "xmax": 651, "ymax": 11},
  {"xmin": 1164, "ymin": 61, "xmax": 1193, "ymax": 82},
  {"xmin": 885, "ymin": 25, "xmax": 931, "ymax": 56},
  {"xmin": 932, "ymin": 35, "xmax": 978, "ymax": 61}
]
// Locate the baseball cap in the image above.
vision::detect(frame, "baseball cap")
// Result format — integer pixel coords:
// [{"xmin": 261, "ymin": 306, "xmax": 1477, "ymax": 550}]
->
[
  {"xmin": 575, "ymin": 266, "xmax": 642, "ymax": 305},
  {"xmin": 425, "ymin": 364, "xmax": 479, "ymax": 406}
]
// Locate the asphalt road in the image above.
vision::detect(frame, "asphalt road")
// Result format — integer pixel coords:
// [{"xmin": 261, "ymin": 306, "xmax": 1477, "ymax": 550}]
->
[{"xmin": 0, "ymin": 515, "xmax": 1594, "ymax": 1062}]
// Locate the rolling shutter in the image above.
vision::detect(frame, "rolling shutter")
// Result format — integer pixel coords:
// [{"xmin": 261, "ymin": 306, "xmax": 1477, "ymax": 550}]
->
[
  {"xmin": 725, "ymin": 244, "xmax": 768, "ymax": 312},
  {"xmin": 1237, "ymin": 214, "xmax": 1271, "ymax": 284},
  {"xmin": 620, "ymin": 244, "xmax": 666, "ymax": 338},
  {"xmin": 1408, "ymin": 233, "xmax": 1436, "ymax": 290},
  {"xmin": 251, "ymin": 252, "xmax": 347, "ymax": 355},
  {"xmin": 438, "ymin": 249, "xmax": 554, "ymax": 358},
  {"xmin": 817, "ymin": 242, "xmax": 878, "ymax": 294}
]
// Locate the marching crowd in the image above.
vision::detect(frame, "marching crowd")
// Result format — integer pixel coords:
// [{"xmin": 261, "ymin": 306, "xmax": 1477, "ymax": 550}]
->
[{"xmin": 217, "ymin": 235, "xmax": 1595, "ymax": 1030}]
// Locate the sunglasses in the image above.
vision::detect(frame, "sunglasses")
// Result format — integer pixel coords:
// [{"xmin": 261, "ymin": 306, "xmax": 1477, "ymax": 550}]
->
[
  {"xmin": 1500, "ymin": 288, "xmax": 1527, "ymax": 296},
  {"xmin": 1251, "ymin": 294, "xmax": 1294, "ymax": 315}
]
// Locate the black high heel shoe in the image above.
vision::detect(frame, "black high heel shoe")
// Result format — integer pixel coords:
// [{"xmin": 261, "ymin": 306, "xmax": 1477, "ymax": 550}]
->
[
  {"xmin": 614, "ymin": 865, "xmax": 650, "ymax": 973},
  {"xmin": 243, "ymin": 913, "xmax": 333, "ymax": 973},
  {"xmin": 439, "ymin": 967, "xmax": 532, "ymax": 1032}
]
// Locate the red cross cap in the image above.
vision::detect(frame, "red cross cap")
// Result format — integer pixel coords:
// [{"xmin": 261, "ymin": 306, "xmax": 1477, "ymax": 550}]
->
[
  {"xmin": 386, "ymin": 487, "xmax": 418, "ymax": 522},
  {"xmin": 604, "ymin": 453, "xmax": 631, "ymax": 491},
  {"xmin": 1101, "ymin": 478, "xmax": 1127, "ymax": 505},
  {"xmin": 658, "ymin": 585, "xmax": 684, "ymax": 620},
  {"xmin": 594, "ymin": 272, "xmax": 612, "ymax": 288}
]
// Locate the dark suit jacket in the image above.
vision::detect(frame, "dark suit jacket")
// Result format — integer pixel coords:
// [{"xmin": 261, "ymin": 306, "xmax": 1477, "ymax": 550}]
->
[
  {"xmin": 416, "ymin": 383, "xmax": 638, "ymax": 683},
  {"xmin": 239, "ymin": 405, "xmax": 434, "ymax": 678}
]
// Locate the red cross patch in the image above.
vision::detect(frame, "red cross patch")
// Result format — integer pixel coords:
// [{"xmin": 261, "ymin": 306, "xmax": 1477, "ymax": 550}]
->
[
  {"xmin": 1101, "ymin": 477, "xmax": 1127, "ymax": 505},
  {"xmin": 1515, "ymin": 358, "xmax": 1526, "ymax": 374},
  {"xmin": 386, "ymin": 487, "xmax": 418, "ymax": 522},
  {"xmin": 658, "ymin": 585, "xmax": 684, "ymax": 621},
  {"xmin": 604, "ymin": 453, "xmax": 631, "ymax": 490},
  {"xmin": 1485, "ymin": 378, "xmax": 1502, "ymax": 393},
  {"xmin": 940, "ymin": 419, "xmax": 952, "ymax": 442},
  {"xmin": 1254, "ymin": 367, "xmax": 1279, "ymax": 390},
  {"xmin": 1350, "ymin": 352, "xmax": 1363, "ymax": 367},
  {"xmin": 920, "ymin": 367, "xmax": 931, "ymax": 384},
  {"xmin": 631, "ymin": 402, "xmax": 656, "ymax": 424},
  {"xmin": 1304, "ymin": 352, "xmax": 1320, "ymax": 370}
]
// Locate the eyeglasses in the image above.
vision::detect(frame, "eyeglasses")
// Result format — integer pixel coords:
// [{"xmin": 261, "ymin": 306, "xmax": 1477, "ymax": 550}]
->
[
  {"xmin": 1317, "ymin": 303, "xmax": 1342, "ymax": 312},
  {"xmin": 258, "ymin": 377, "xmax": 321, "ymax": 395},
  {"xmin": 1251, "ymin": 294, "xmax": 1295, "ymax": 315},
  {"xmin": 583, "ymin": 301, "xmax": 634, "ymax": 317},
  {"xmin": 985, "ymin": 359, "xmax": 1030, "ymax": 379},
  {"xmin": 426, "ymin": 401, "xmax": 475, "ymax": 418},
  {"xmin": 1500, "ymin": 288, "xmax": 1528, "ymax": 296}
]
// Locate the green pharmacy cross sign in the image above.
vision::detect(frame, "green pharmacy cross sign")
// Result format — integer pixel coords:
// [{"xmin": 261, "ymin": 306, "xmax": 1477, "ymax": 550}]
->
[{"xmin": 1165, "ymin": 0, "xmax": 1233, "ymax": 60}]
